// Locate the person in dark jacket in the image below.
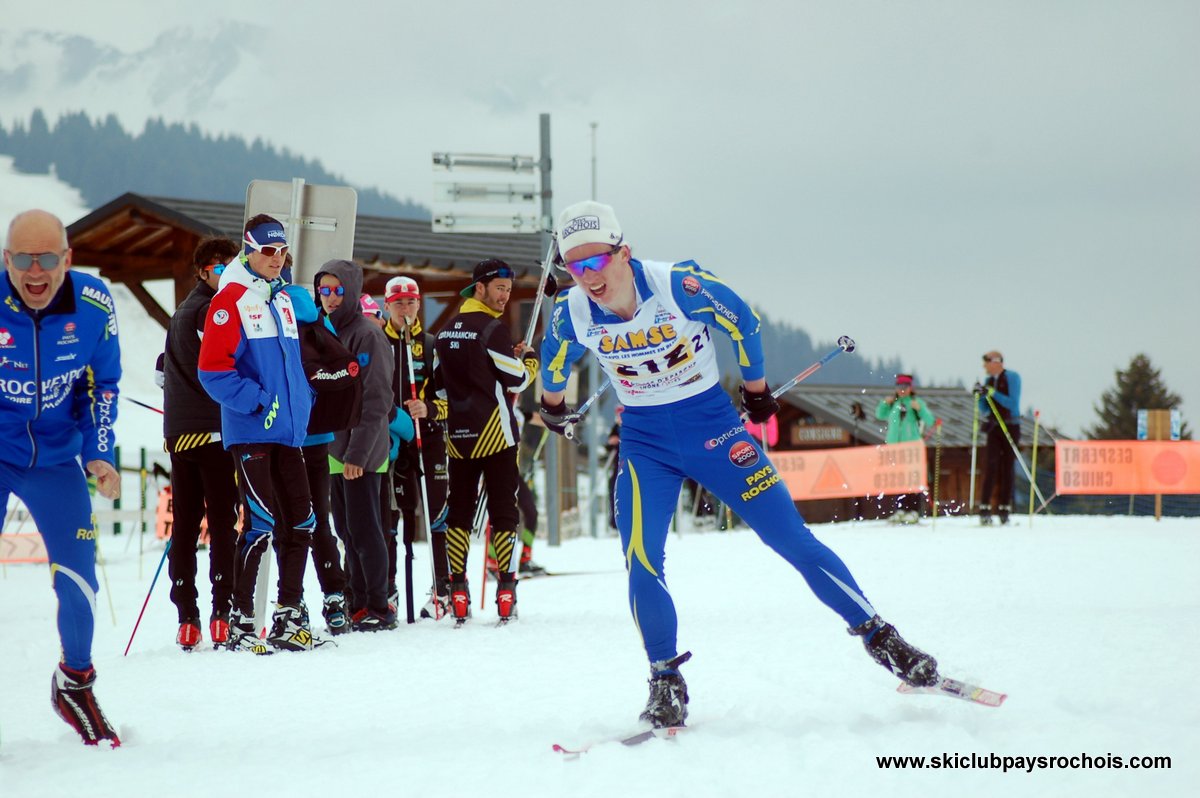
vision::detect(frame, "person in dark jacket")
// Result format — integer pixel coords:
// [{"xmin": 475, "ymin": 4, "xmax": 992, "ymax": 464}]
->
[
  {"xmin": 198, "ymin": 215, "xmax": 317, "ymax": 653},
  {"xmin": 159, "ymin": 236, "xmax": 242, "ymax": 650},
  {"xmin": 976, "ymin": 351, "xmax": 1022, "ymax": 525},
  {"xmin": 2, "ymin": 209, "xmax": 122, "ymax": 745},
  {"xmin": 433, "ymin": 259, "xmax": 538, "ymax": 623},
  {"xmin": 382, "ymin": 275, "xmax": 452, "ymax": 619},
  {"xmin": 316, "ymin": 259, "xmax": 397, "ymax": 631}
]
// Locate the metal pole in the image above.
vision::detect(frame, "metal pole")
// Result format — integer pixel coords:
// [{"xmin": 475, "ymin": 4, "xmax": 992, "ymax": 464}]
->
[
  {"xmin": 287, "ymin": 177, "xmax": 305, "ymax": 282},
  {"xmin": 539, "ymin": 112, "xmax": 560, "ymax": 547},
  {"xmin": 587, "ymin": 121, "xmax": 601, "ymax": 538}
]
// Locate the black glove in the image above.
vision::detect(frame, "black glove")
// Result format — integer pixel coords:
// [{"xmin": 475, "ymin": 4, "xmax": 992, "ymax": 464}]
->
[
  {"xmin": 972, "ymin": 382, "xmax": 983, "ymax": 396},
  {"xmin": 739, "ymin": 383, "xmax": 779, "ymax": 424},
  {"xmin": 539, "ymin": 397, "xmax": 581, "ymax": 437}
]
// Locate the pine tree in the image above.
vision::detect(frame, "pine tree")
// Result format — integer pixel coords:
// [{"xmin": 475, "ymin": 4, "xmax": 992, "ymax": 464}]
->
[{"xmin": 1087, "ymin": 354, "xmax": 1192, "ymax": 440}]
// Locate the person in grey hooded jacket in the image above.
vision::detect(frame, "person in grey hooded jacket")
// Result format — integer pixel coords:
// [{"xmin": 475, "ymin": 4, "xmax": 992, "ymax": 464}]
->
[{"xmin": 314, "ymin": 259, "xmax": 397, "ymax": 631}]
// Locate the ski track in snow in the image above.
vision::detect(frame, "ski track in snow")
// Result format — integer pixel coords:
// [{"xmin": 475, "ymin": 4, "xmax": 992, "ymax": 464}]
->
[{"xmin": 1, "ymin": 515, "xmax": 1196, "ymax": 798}]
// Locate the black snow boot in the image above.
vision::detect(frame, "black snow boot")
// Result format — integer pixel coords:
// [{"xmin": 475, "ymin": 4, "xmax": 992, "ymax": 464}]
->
[
  {"xmin": 850, "ymin": 615, "xmax": 939, "ymax": 687},
  {"xmin": 639, "ymin": 651, "xmax": 692, "ymax": 728}
]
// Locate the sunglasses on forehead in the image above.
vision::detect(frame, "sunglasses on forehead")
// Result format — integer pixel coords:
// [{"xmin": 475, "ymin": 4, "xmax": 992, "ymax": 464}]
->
[
  {"xmin": 318, "ymin": 285, "xmax": 345, "ymax": 297},
  {"xmin": 6, "ymin": 251, "xmax": 64, "ymax": 271},
  {"xmin": 562, "ymin": 242, "xmax": 623, "ymax": 278},
  {"xmin": 480, "ymin": 265, "xmax": 515, "ymax": 281}
]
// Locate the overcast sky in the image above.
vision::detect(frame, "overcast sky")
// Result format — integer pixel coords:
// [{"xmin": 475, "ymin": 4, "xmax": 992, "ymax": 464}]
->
[{"xmin": 3, "ymin": 1, "xmax": 1197, "ymax": 436}]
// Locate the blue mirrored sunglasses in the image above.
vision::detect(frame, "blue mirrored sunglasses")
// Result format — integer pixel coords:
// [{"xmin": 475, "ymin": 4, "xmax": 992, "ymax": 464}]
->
[
  {"xmin": 563, "ymin": 243, "xmax": 623, "ymax": 278},
  {"xmin": 7, "ymin": 251, "xmax": 63, "ymax": 271},
  {"xmin": 481, "ymin": 266, "xmax": 515, "ymax": 281},
  {"xmin": 210, "ymin": 262, "xmax": 227, "ymax": 276},
  {"xmin": 318, "ymin": 285, "xmax": 346, "ymax": 297}
]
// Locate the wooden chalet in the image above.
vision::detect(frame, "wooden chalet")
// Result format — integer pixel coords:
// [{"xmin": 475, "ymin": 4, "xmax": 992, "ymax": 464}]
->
[{"xmin": 64, "ymin": 192, "xmax": 547, "ymax": 336}]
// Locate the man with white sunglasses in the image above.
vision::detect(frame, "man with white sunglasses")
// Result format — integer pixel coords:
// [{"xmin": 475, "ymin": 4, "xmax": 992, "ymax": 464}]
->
[
  {"xmin": 199, "ymin": 214, "xmax": 317, "ymax": 653},
  {"xmin": 1, "ymin": 209, "xmax": 122, "ymax": 745}
]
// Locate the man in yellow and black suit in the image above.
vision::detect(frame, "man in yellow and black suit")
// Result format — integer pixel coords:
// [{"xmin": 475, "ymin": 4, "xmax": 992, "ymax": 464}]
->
[{"xmin": 433, "ymin": 259, "xmax": 537, "ymax": 624}]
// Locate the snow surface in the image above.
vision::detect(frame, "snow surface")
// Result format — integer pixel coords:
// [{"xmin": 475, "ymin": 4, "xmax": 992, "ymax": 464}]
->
[{"xmin": 1, "ymin": 514, "xmax": 1197, "ymax": 798}]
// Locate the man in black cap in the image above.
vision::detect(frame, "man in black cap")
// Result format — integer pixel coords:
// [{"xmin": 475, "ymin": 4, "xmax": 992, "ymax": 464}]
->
[{"xmin": 433, "ymin": 259, "xmax": 537, "ymax": 624}]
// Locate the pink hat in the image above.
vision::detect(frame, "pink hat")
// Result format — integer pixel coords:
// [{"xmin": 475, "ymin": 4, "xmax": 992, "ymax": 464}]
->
[{"xmin": 359, "ymin": 294, "xmax": 383, "ymax": 317}]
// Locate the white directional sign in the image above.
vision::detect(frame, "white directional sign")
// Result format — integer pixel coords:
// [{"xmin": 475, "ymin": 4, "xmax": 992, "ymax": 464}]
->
[{"xmin": 431, "ymin": 152, "xmax": 543, "ymax": 234}]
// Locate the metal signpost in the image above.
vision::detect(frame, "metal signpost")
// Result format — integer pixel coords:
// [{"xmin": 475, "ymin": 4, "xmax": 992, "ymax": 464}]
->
[
  {"xmin": 245, "ymin": 178, "xmax": 358, "ymax": 287},
  {"xmin": 432, "ymin": 114, "xmax": 568, "ymax": 545}
]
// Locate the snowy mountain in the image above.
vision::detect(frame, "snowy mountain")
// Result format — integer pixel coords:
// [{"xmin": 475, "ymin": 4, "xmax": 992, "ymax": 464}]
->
[{"xmin": 0, "ymin": 25, "xmax": 253, "ymax": 129}]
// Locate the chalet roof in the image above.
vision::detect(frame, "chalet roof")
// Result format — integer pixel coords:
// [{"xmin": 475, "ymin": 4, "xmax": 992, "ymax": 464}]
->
[
  {"xmin": 64, "ymin": 191, "xmax": 548, "ymax": 329},
  {"xmin": 780, "ymin": 383, "xmax": 1068, "ymax": 447}
]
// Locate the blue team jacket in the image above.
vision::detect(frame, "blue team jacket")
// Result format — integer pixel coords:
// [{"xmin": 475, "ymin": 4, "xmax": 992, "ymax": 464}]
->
[{"xmin": 0, "ymin": 271, "xmax": 121, "ymax": 468}]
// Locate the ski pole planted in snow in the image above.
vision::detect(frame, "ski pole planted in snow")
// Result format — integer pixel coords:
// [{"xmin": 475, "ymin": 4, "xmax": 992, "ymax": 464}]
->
[
  {"xmin": 124, "ymin": 538, "xmax": 172, "ymax": 656},
  {"xmin": 402, "ymin": 318, "xmax": 431, "ymax": 624}
]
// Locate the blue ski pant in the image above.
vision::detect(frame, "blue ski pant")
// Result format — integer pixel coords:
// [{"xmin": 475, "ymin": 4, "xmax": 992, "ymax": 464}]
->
[
  {"xmin": 1, "ymin": 459, "xmax": 100, "ymax": 671},
  {"xmin": 615, "ymin": 385, "xmax": 877, "ymax": 664}
]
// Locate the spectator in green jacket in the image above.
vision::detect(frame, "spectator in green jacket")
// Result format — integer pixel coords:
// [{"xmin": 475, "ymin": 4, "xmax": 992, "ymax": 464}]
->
[{"xmin": 875, "ymin": 374, "xmax": 935, "ymax": 523}]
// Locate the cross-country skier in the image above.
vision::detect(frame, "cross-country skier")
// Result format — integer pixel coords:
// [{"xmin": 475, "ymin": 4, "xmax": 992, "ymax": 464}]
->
[
  {"xmin": 1, "ymin": 210, "xmax": 122, "ymax": 745},
  {"xmin": 538, "ymin": 201, "xmax": 941, "ymax": 729}
]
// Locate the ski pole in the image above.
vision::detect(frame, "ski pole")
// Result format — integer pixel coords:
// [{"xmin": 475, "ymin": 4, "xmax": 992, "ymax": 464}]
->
[
  {"xmin": 403, "ymin": 319, "xmax": 435, "ymax": 621},
  {"xmin": 470, "ymin": 483, "xmax": 489, "ymax": 541},
  {"xmin": 736, "ymin": 336, "xmax": 857, "ymax": 425},
  {"xmin": 124, "ymin": 538, "xmax": 172, "ymax": 656},
  {"xmin": 968, "ymin": 395, "xmax": 980, "ymax": 514},
  {"xmin": 522, "ymin": 235, "xmax": 560, "ymax": 346},
  {"xmin": 932, "ymin": 418, "xmax": 943, "ymax": 527},
  {"xmin": 768, "ymin": 336, "xmax": 856, "ymax": 400},
  {"xmin": 123, "ymin": 396, "xmax": 164, "ymax": 415},
  {"xmin": 563, "ymin": 380, "xmax": 612, "ymax": 441},
  {"xmin": 1028, "ymin": 410, "xmax": 1041, "ymax": 527},
  {"xmin": 984, "ymin": 393, "xmax": 1051, "ymax": 513}
]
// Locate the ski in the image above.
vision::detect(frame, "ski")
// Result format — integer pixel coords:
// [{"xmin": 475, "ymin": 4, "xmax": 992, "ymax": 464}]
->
[
  {"xmin": 553, "ymin": 725, "xmax": 685, "ymax": 758},
  {"xmin": 896, "ymin": 676, "xmax": 1007, "ymax": 707},
  {"xmin": 519, "ymin": 569, "xmax": 611, "ymax": 580}
]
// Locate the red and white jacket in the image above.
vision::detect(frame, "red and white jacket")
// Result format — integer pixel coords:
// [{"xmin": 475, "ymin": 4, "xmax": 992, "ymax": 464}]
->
[{"xmin": 198, "ymin": 256, "xmax": 312, "ymax": 448}]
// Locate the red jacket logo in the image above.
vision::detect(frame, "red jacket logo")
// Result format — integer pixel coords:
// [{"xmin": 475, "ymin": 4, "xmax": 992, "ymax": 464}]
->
[
  {"xmin": 681, "ymin": 276, "xmax": 701, "ymax": 296},
  {"xmin": 729, "ymin": 440, "xmax": 759, "ymax": 468}
]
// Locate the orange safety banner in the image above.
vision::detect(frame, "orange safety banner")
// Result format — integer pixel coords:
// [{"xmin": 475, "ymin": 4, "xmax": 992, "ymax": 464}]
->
[
  {"xmin": 770, "ymin": 441, "xmax": 928, "ymax": 501},
  {"xmin": 0, "ymin": 532, "xmax": 49, "ymax": 563},
  {"xmin": 1055, "ymin": 440, "xmax": 1200, "ymax": 494}
]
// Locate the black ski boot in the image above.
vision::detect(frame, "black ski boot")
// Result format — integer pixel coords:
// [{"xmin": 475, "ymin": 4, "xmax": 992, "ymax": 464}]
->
[
  {"xmin": 639, "ymin": 651, "xmax": 692, "ymax": 728},
  {"xmin": 850, "ymin": 615, "xmax": 939, "ymax": 687},
  {"xmin": 51, "ymin": 664, "xmax": 121, "ymax": 747}
]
